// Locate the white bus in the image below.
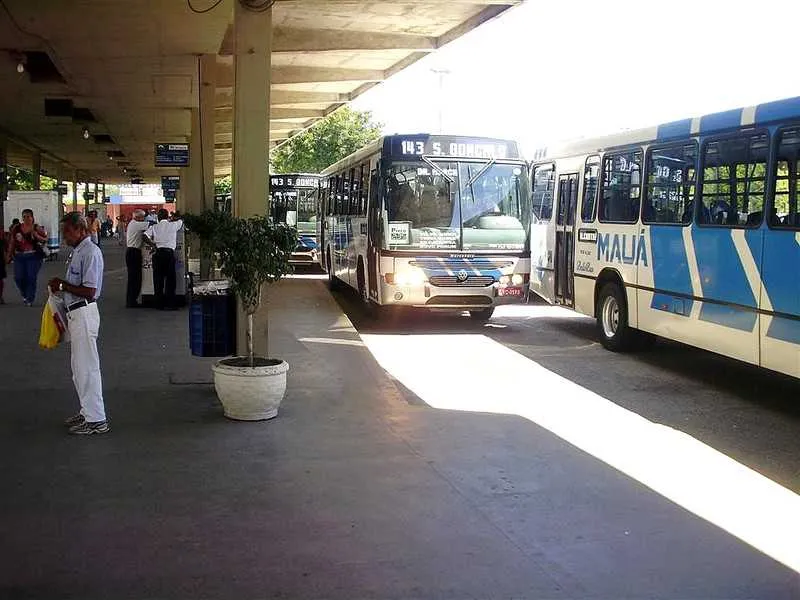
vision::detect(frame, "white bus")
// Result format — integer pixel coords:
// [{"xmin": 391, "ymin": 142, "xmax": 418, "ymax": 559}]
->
[
  {"xmin": 318, "ymin": 134, "xmax": 531, "ymax": 319},
  {"xmin": 529, "ymin": 96, "xmax": 800, "ymax": 379},
  {"xmin": 269, "ymin": 173, "xmax": 321, "ymax": 264}
]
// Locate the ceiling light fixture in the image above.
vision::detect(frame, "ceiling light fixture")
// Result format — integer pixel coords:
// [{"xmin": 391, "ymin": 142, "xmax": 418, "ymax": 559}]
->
[
  {"xmin": 82, "ymin": 127, "xmax": 90, "ymax": 140},
  {"xmin": 16, "ymin": 60, "xmax": 24, "ymax": 74}
]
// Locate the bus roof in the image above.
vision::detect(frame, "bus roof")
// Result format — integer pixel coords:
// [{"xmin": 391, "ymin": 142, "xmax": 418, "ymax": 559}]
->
[{"xmin": 532, "ymin": 95, "xmax": 800, "ymax": 161}]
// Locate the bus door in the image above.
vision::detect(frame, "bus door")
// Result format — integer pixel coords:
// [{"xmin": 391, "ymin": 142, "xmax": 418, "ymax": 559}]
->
[
  {"xmin": 366, "ymin": 168, "xmax": 380, "ymax": 302},
  {"xmin": 555, "ymin": 173, "xmax": 579, "ymax": 306}
]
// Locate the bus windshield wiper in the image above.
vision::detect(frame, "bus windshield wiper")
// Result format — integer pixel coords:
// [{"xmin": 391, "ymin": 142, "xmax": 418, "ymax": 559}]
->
[
  {"xmin": 465, "ymin": 158, "xmax": 496, "ymax": 189},
  {"xmin": 421, "ymin": 155, "xmax": 454, "ymax": 183}
]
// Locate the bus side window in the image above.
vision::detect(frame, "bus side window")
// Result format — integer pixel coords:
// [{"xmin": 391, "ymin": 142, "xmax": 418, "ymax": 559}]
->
[
  {"xmin": 599, "ymin": 149, "xmax": 642, "ymax": 223},
  {"xmin": 531, "ymin": 164, "xmax": 555, "ymax": 222},
  {"xmin": 581, "ymin": 156, "xmax": 600, "ymax": 223},
  {"xmin": 700, "ymin": 133, "xmax": 767, "ymax": 227},
  {"xmin": 644, "ymin": 143, "xmax": 697, "ymax": 225},
  {"xmin": 359, "ymin": 163, "xmax": 369, "ymax": 216},
  {"xmin": 772, "ymin": 127, "xmax": 800, "ymax": 229}
]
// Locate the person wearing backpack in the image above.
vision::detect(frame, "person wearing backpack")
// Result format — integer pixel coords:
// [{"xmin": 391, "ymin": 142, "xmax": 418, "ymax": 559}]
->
[{"xmin": 5, "ymin": 209, "xmax": 48, "ymax": 306}]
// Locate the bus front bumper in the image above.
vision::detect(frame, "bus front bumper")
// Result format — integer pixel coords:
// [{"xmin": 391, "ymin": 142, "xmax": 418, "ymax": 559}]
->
[{"xmin": 380, "ymin": 281, "xmax": 526, "ymax": 310}]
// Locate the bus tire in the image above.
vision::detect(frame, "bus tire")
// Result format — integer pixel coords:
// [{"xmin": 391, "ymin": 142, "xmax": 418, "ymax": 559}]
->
[
  {"xmin": 326, "ymin": 253, "xmax": 341, "ymax": 291},
  {"xmin": 596, "ymin": 282, "xmax": 635, "ymax": 352},
  {"xmin": 469, "ymin": 307, "xmax": 495, "ymax": 321}
]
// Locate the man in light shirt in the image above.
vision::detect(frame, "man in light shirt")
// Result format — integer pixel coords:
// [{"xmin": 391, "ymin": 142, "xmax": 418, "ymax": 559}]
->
[
  {"xmin": 48, "ymin": 212, "xmax": 109, "ymax": 435},
  {"xmin": 125, "ymin": 209, "xmax": 150, "ymax": 308},
  {"xmin": 144, "ymin": 208, "xmax": 183, "ymax": 310}
]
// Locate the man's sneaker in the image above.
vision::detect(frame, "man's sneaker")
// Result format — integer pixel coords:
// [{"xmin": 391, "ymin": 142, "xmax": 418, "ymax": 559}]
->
[
  {"xmin": 63, "ymin": 412, "xmax": 85, "ymax": 427},
  {"xmin": 68, "ymin": 420, "xmax": 110, "ymax": 435}
]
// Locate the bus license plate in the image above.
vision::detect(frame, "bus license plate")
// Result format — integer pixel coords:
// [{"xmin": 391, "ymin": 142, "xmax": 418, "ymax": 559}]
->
[{"xmin": 499, "ymin": 286, "xmax": 522, "ymax": 297}]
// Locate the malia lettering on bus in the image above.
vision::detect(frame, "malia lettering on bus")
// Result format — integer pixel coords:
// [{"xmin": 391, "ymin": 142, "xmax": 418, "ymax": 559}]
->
[{"xmin": 596, "ymin": 233, "xmax": 648, "ymax": 267}]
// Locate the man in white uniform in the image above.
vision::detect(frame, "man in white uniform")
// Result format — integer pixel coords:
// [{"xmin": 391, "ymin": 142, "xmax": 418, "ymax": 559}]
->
[
  {"xmin": 144, "ymin": 208, "xmax": 183, "ymax": 311},
  {"xmin": 125, "ymin": 209, "xmax": 150, "ymax": 308},
  {"xmin": 48, "ymin": 212, "xmax": 109, "ymax": 435}
]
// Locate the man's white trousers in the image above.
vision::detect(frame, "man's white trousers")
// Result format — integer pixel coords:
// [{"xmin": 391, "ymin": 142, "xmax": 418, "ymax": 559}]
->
[{"xmin": 68, "ymin": 303, "xmax": 106, "ymax": 422}]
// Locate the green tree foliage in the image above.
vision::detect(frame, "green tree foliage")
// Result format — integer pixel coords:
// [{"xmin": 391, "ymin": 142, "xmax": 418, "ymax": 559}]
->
[
  {"xmin": 271, "ymin": 107, "xmax": 382, "ymax": 174},
  {"xmin": 215, "ymin": 175, "xmax": 231, "ymax": 196},
  {"xmin": 7, "ymin": 166, "xmax": 56, "ymax": 191}
]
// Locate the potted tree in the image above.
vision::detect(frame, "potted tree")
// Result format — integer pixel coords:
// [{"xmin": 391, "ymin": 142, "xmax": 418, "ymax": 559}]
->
[{"xmin": 184, "ymin": 210, "xmax": 297, "ymax": 420}]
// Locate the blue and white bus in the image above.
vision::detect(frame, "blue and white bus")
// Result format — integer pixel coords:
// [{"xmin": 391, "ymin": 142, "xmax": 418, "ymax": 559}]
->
[
  {"xmin": 269, "ymin": 173, "xmax": 321, "ymax": 264},
  {"xmin": 318, "ymin": 134, "xmax": 531, "ymax": 319},
  {"xmin": 529, "ymin": 96, "xmax": 800, "ymax": 378}
]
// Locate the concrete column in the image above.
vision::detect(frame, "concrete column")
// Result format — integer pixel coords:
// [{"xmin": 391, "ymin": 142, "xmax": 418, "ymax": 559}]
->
[
  {"xmin": 84, "ymin": 182, "xmax": 90, "ymax": 214},
  {"xmin": 94, "ymin": 181, "xmax": 99, "ymax": 210},
  {"xmin": 71, "ymin": 171, "xmax": 78, "ymax": 212},
  {"xmin": 232, "ymin": 2, "xmax": 272, "ymax": 357},
  {"xmin": 183, "ymin": 109, "xmax": 203, "ymax": 217},
  {"xmin": 0, "ymin": 137, "xmax": 7, "ymax": 226},
  {"xmin": 200, "ymin": 54, "xmax": 216, "ymax": 212},
  {"xmin": 184, "ymin": 55, "xmax": 215, "ymax": 218},
  {"xmin": 31, "ymin": 152, "xmax": 41, "ymax": 190},
  {"xmin": 56, "ymin": 164, "xmax": 65, "ymax": 220}
]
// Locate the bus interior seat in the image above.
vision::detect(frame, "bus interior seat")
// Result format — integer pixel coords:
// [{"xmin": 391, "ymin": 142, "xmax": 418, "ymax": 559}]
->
[{"xmin": 746, "ymin": 211, "xmax": 762, "ymax": 226}]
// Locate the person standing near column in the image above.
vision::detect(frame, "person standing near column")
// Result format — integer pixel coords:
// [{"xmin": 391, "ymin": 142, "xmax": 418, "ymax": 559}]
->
[
  {"xmin": 125, "ymin": 209, "xmax": 150, "ymax": 308},
  {"xmin": 48, "ymin": 212, "xmax": 109, "ymax": 435},
  {"xmin": 6, "ymin": 209, "xmax": 47, "ymax": 306},
  {"xmin": 87, "ymin": 211, "xmax": 101, "ymax": 245},
  {"xmin": 144, "ymin": 208, "xmax": 183, "ymax": 311}
]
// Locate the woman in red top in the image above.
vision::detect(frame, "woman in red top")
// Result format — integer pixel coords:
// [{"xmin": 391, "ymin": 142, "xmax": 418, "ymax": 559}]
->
[{"xmin": 5, "ymin": 209, "xmax": 48, "ymax": 306}]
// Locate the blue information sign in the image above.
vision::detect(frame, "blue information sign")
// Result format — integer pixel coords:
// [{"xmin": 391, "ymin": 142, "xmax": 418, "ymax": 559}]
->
[
  {"xmin": 155, "ymin": 143, "xmax": 190, "ymax": 167},
  {"xmin": 161, "ymin": 175, "xmax": 180, "ymax": 190},
  {"xmin": 163, "ymin": 189, "xmax": 177, "ymax": 201}
]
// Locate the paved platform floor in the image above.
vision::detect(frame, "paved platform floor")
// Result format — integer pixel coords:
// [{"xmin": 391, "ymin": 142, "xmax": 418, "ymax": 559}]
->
[{"xmin": 0, "ymin": 243, "xmax": 797, "ymax": 599}]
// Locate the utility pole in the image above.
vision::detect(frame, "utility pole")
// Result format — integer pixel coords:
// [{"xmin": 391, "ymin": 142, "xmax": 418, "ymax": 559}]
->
[{"xmin": 430, "ymin": 68, "xmax": 451, "ymax": 134}]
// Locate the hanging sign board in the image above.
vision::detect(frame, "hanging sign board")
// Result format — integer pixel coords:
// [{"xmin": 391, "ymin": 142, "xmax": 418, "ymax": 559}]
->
[
  {"xmin": 155, "ymin": 143, "xmax": 190, "ymax": 167},
  {"xmin": 161, "ymin": 175, "xmax": 180, "ymax": 191}
]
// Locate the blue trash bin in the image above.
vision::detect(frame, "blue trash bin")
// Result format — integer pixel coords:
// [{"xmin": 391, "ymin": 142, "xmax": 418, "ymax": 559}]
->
[{"xmin": 189, "ymin": 281, "xmax": 236, "ymax": 357}]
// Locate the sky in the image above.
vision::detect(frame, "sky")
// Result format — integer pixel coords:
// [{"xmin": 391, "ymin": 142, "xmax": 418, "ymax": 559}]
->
[{"xmin": 352, "ymin": 0, "xmax": 800, "ymax": 157}]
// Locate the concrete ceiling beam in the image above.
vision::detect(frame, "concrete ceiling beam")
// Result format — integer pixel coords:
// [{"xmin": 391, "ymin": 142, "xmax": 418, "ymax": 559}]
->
[
  {"xmin": 216, "ymin": 89, "xmax": 347, "ymax": 108},
  {"xmin": 216, "ymin": 63, "xmax": 384, "ymax": 87}
]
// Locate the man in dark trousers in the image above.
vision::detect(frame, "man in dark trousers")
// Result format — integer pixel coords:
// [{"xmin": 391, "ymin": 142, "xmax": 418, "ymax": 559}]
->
[
  {"xmin": 144, "ymin": 208, "xmax": 183, "ymax": 310},
  {"xmin": 124, "ymin": 209, "xmax": 150, "ymax": 308}
]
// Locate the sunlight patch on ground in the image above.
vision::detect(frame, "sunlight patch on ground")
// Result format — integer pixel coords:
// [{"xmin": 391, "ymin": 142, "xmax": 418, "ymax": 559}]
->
[
  {"xmin": 361, "ymin": 332, "xmax": 800, "ymax": 573},
  {"xmin": 299, "ymin": 337, "xmax": 364, "ymax": 347},
  {"xmin": 493, "ymin": 304, "xmax": 591, "ymax": 320},
  {"xmin": 287, "ymin": 273, "xmax": 328, "ymax": 280}
]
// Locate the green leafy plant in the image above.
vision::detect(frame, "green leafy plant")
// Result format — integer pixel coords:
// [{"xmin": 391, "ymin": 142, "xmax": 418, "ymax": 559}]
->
[{"xmin": 184, "ymin": 210, "xmax": 297, "ymax": 367}]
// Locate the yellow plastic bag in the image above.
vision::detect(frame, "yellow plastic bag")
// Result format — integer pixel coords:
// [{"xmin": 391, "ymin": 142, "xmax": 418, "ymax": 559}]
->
[{"xmin": 38, "ymin": 302, "xmax": 60, "ymax": 350}]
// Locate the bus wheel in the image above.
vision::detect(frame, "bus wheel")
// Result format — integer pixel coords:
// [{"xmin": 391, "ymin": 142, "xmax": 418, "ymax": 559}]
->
[
  {"xmin": 596, "ymin": 282, "xmax": 634, "ymax": 352},
  {"xmin": 326, "ymin": 253, "xmax": 340, "ymax": 291},
  {"xmin": 469, "ymin": 307, "xmax": 495, "ymax": 321}
]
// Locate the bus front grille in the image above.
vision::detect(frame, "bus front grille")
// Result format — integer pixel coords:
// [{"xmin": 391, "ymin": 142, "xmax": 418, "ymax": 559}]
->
[{"xmin": 428, "ymin": 275, "xmax": 495, "ymax": 287}]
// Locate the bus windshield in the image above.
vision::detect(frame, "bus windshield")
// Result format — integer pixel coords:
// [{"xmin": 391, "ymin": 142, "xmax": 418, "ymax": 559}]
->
[
  {"xmin": 384, "ymin": 160, "xmax": 529, "ymax": 251},
  {"xmin": 271, "ymin": 189, "xmax": 317, "ymax": 235}
]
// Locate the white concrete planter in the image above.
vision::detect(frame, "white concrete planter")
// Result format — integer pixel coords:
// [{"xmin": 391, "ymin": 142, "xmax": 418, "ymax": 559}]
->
[{"xmin": 212, "ymin": 358, "xmax": 289, "ymax": 421}]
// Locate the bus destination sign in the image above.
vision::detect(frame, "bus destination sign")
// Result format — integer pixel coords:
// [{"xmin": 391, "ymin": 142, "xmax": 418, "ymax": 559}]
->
[
  {"xmin": 154, "ymin": 143, "xmax": 190, "ymax": 167},
  {"xmin": 387, "ymin": 136, "xmax": 520, "ymax": 160},
  {"xmin": 270, "ymin": 175, "xmax": 318, "ymax": 189}
]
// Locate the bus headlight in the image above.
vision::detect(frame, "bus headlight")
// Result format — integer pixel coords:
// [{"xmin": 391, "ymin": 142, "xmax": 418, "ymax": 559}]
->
[
  {"xmin": 395, "ymin": 268, "xmax": 426, "ymax": 287},
  {"xmin": 499, "ymin": 275, "xmax": 511, "ymax": 285}
]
